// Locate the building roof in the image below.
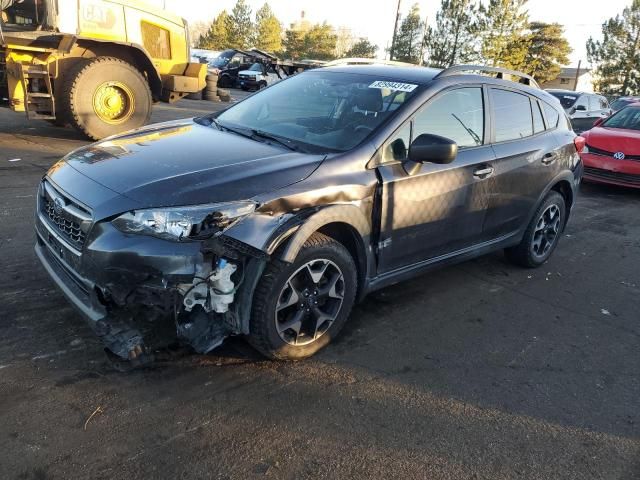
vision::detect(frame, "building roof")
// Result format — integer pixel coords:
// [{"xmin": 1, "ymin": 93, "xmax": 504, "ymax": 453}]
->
[{"xmin": 557, "ymin": 68, "xmax": 591, "ymax": 78}]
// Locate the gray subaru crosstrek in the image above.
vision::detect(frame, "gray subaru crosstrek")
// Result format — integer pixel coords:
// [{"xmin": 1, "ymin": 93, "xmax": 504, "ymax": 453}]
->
[{"xmin": 35, "ymin": 64, "xmax": 583, "ymax": 365}]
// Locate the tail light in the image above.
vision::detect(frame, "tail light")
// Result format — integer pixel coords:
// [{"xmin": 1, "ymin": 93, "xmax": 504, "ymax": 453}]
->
[{"xmin": 574, "ymin": 136, "xmax": 586, "ymax": 153}]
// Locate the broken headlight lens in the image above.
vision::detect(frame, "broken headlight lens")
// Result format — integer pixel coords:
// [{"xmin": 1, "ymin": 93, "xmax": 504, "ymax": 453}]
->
[{"xmin": 112, "ymin": 201, "xmax": 257, "ymax": 240}]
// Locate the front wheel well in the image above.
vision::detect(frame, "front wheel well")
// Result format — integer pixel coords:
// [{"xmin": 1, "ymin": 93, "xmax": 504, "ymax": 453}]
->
[{"xmin": 316, "ymin": 222, "xmax": 367, "ymax": 297}]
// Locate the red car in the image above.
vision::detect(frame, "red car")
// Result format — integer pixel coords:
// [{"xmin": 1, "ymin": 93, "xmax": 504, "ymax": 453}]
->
[{"xmin": 580, "ymin": 103, "xmax": 640, "ymax": 188}]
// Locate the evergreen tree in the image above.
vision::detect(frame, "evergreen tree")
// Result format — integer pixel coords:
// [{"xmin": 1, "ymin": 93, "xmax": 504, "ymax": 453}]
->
[
  {"xmin": 476, "ymin": 0, "xmax": 529, "ymax": 69},
  {"xmin": 392, "ymin": 3, "xmax": 425, "ymax": 64},
  {"xmin": 425, "ymin": 0, "xmax": 478, "ymax": 68},
  {"xmin": 345, "ymin": 38, "xmax": 378, "ymax": 58},
  {"xmin": 198, "ymin": 10, "xmax": 231, "ymax": 50},
  {"xmin": 228, "ymin": 0, "xmax": 253, "ymax": 50},
  {"xmin": 283, "ymin": 23, "xmax": 337, "ymax": 60},
  {"xmin": 522, "ymin": 22, "xmax": 572, "ymax": 84},
  {"xmin": 254, "ymin": 3, "xmax": 282, "ymax": 53},
  {"xmin": 587, "ymin": 0, "xmax": 640, "ymax": 95}
]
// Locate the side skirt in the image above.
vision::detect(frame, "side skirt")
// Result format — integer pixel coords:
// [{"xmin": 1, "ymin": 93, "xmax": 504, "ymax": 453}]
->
[{"xmin": 363, "ymin": 231, "xmax": 520, "ymax": 295}]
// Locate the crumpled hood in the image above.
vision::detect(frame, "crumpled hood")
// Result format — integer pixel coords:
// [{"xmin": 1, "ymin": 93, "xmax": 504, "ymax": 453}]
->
[
  {"xmin": 58, "ymin": 119, "xmax": 324, "ymax": 208},
  {"xmin": 584, "ymin": 126, "xmax": 640, "ymax": 155}
]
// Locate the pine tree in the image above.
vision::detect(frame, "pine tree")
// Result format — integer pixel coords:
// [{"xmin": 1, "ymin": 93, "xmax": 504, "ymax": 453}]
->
[
  {"xmin": 477, "ymin": 0, "xmax": 529, "ymax": 69},
  {"xmin": 198, "ymin": 11, "xmax": 231, "ymax": 50},
  {"xmin": 283, "ymin": 22, "xmax": 337, "ymax": 60},
  {"xmin": 587, "ymin": 0, "xmax": 640, "ymax": 95},
  {"xmin": 392, "ymin": 3, "xmax": 425, "ymax": 64},
  {"xmin": 228, "ymin": 0, "xmax": 253, "ymax": 50},
  {"xmin": 345, "ymin": 38, "xmax": 378, "ymax": 58},
  {"xmin": 522, "ymin": 22, "xmax": 572, "ymax": 84},
  {"xmin": 254, "ymin": 3, "xmax": 282, "ymax": 53},
  {"xmin": 425, "ymin": 0, "xmax": 478, "ymax": 68}
]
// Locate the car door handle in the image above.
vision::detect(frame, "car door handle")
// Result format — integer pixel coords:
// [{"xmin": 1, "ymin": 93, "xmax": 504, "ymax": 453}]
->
[
  {"xmin": 542, "ymin": 153, "xmax": 557, "ymax": 165},
  {"xmin": 473, "ymin": 166, "xmax": 494, "ymax": 179}
]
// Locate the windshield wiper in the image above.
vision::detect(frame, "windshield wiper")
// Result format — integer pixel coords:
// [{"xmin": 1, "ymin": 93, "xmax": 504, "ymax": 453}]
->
[
  {"xmin": 249, "ymin": 129, "xmax": 299, "ymax": 151},
  {"xmin": 451, "ymin": 113, "xmax": 482, "ymax": 146}
]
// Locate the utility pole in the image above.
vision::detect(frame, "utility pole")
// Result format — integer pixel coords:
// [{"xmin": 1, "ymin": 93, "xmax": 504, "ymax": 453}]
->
[
  {"xmin": 573, "ymin": 60, "xmax": 582, "ymax": 91},
  {"xmin": 389, "ymin": 0, "xmax": 402, "ymax": 61},
  {"xmin": 419, "ymin": 15, "xmax": 429, "ymax": 66}
]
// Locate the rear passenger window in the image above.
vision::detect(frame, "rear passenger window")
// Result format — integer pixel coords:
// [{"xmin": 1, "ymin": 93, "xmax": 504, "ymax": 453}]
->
[
  {"xmin": 543, "ymin": 102, "xmax": 560, "ymax": 129},
  {"xmin": 532, "ymin": 100, "xmax": 545, "ymax": 133},
  {"xmin": 599, "ymin": 97, "xmax": 609, "ymax": 110},
  {"xmin": 491, "ymin": 89, "xmax": 533, "ymax": 142},
  {"xmin": 412, "ymin": 87, "xmax": 484, "ymax": 148}
]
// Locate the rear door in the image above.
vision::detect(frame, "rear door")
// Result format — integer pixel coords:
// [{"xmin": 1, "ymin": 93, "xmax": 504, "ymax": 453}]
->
[
  {"xmin": 482, "ymin": 88, "xmax": 563, "ymax": 240},
  {"xmin": 375, "ymin": 86, "xmax": 497, "ymax": 273}
]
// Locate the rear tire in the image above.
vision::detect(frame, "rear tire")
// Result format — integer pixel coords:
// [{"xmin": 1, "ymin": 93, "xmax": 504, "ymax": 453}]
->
[
  {"xmin": 247, "ymin": 233, "xmax": 357, "ymax": 360},
  {"xmin": 505, "ymin": 191, "xmax": 566, "ymax": 268},
  {"xmin": 59, "ymin": 56, "xmax": 152, "ymax": 140}
]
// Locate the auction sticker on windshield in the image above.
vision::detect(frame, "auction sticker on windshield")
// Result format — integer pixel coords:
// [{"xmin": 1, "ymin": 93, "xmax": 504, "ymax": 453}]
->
[{"xmin": 369, "ymin": 81, "xmax": 418, "ymax": 92}]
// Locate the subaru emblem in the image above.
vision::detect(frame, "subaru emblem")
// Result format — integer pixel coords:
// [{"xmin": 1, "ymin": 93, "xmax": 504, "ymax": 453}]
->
[
  {"xmin": 53, "ymin": 197, "xmax": 64, "ymax": 214},
  {"xmin": 613, "ymin": 152, "xmax": 625, "ymax": 160}
]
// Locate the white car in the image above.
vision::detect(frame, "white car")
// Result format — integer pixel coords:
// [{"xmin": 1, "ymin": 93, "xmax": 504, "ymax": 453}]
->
[{"xmin": 237, "ymin": 62, "xmax": 286, "ymax": 91}]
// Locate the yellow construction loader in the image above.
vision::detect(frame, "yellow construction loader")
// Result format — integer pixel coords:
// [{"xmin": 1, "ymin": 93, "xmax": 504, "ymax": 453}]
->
[{"xmin": 0, "ymin": 0, "xmax": 206, "ymax": 139}]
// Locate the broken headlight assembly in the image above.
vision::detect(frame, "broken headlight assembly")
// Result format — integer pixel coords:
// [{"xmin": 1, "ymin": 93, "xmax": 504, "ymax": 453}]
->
[{"xmin": 112, "ymin": 201, "xmax": 257, "ymax": 241}]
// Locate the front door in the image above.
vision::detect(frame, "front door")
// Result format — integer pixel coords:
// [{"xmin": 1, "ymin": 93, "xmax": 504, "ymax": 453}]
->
[{"xmin": 376, "ymin": 86, "xmax": 496, "ymax": 274}]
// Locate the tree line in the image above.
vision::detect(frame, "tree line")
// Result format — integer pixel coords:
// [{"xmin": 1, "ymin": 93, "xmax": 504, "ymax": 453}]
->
[
  {"xmin": 393, "ymin": 0, "xmax": 572, "ymax": 85},
  {"xmin": 194, "ymin": 0, "xmax": 378, "ymax": 61},
  {"xmin": 192, "ymin": 0, "xmax": 639, "ymax": 94}
]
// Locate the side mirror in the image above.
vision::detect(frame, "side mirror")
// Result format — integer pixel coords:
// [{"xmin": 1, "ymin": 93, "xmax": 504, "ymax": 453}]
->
[
  {"xmin": 575, "ymin": 105, "xmax": 587, "ymax": 111},
  {"xmin": 408, "ymin": 134, "xmax": 458, "ymax": 164}
]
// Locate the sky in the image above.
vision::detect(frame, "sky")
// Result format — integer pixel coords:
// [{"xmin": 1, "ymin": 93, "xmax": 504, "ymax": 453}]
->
[{"xmin": 155, "ymin": 0, "xmax": 633, "ymax": 67}]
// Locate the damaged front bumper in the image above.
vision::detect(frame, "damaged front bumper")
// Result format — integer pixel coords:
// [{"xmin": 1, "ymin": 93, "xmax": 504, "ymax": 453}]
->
[{"xmin": 35, "ymin": 207, "xmax": 264, "ymax": 362}]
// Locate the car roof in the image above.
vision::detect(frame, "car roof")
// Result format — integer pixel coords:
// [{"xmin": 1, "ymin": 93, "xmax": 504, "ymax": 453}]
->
[{"xmin": 317, "ymin": 65, "xmax": 442, "ymax": 84}]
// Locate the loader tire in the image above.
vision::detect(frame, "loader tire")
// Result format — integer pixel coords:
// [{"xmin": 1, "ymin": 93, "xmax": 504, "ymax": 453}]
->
[{"xmin": 59, "ymin": 56, "xmax": 152, "ymax": 140}]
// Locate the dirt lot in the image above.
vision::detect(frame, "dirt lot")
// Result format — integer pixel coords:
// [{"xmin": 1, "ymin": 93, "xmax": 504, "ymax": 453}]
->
[{"xmin": 1, "ymin": 95, "xmax": 639, "ymax": 480}]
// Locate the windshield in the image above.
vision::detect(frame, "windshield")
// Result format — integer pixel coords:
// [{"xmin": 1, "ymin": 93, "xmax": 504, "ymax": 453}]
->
[
  {"xmin": 611, "ymin": 98, "xmax": 635, "ymax": 111},
  {"xmin": 209, "ymin": 56, "xmax": 230, "ymax": 68},
  {"xmin": 603, "ymin": 106, "xmax": 640, "ymax": 130},
  {"xmin": 548, "ymin": 91, "xmax": 579, "ymax": 109},
  {"xmin": 248, "ymin": 63, "xmax": 263, "ymax": 72},
  {"xmin": 216, "ymin": 71, "xmax": 420, "ymax": 152}
]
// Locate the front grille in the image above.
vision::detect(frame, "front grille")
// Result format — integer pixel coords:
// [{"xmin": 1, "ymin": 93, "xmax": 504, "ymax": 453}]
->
[
  {"xmin": 39, "ymin": 181, "xmax": 92, "ymax": 250},
  {"xmin": 586, "ymin": 144, "xmax": 640, "ymax": 161},
  {"xmin": 584, "ymin": 167, "xmax": 640, "ymax": 186},
  {"xmin": 238, "ymin": 74, "xmax": 253, "ymax": 80}
]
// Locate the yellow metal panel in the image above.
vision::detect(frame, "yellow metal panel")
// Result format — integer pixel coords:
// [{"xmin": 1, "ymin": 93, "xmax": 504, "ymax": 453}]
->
[{"xmin": 77, "ymin": 0, "xmax": 127, "ymax": 42}]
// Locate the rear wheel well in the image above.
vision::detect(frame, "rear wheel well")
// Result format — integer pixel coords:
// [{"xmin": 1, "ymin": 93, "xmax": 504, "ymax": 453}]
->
[
  {"xmin": 317, "ymin": 223, "xmax": 366, "ymax": 297},
  {"xmin": 551, "ymin": 180, "xmax": 573, "ymax": 210}
]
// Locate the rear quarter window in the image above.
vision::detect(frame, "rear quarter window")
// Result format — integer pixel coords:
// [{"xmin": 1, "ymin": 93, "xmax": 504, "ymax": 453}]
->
[{"xmin": 542, "ymin": 101, "xmax": 560, "ymax": 129}]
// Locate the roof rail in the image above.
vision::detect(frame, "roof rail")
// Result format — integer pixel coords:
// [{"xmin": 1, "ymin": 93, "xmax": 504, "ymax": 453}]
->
[{"xmin": 435, "ymin": 65, "xmax": 540, "ymax": 89}]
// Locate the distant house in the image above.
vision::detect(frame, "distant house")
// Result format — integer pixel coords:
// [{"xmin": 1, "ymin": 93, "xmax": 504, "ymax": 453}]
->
[{"xmin": 541, "ymin": 68, "xmax": 594, "ymax": 92}]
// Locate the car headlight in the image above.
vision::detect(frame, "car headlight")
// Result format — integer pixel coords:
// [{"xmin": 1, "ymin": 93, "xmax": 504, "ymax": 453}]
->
[{"xmin": 112, "ymin": 201, "xmax": 257, "ymax": 241}]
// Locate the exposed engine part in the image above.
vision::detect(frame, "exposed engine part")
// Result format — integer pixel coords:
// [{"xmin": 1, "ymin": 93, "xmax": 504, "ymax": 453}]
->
[
  {"xmin": 176, "ymin": 307, "xmax": 229, "ymax": 354},
  {"xmin": 178, "ymin": 258, "xmax": 237, "ymax": 314}
]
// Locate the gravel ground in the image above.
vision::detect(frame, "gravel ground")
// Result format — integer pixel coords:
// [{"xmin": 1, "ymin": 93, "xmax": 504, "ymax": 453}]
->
[{"xmin": 0, "ymin": 95, "xmax": 639, "ymax": 480}]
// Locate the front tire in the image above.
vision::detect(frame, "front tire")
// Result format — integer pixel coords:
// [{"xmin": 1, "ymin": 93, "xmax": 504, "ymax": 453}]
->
[
  {"xmin": 248, "ymin": 233, "xmax": 357, "ymax": 360},
  {"xmin": 505, "ymin": 191, "xmax": 566, "ymax": 267},
  {"xmin": 60, "ymin": 56, "xmax": 152, "ymax": 140}
]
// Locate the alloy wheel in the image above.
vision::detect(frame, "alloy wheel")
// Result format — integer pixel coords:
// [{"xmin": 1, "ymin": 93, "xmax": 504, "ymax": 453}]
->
[
  {"xmin": 275, "ymin": 259, "xmax": 345, "ymax": 346},
  {"xmin": 531, "ymin": 204, "xmax": 561, "ymax": 259}
]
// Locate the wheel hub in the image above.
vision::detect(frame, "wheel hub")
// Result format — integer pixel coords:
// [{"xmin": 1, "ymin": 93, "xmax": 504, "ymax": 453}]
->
[{"xmin": 92, "ymin": 82, "xmax": 135, "ymax": 124}]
